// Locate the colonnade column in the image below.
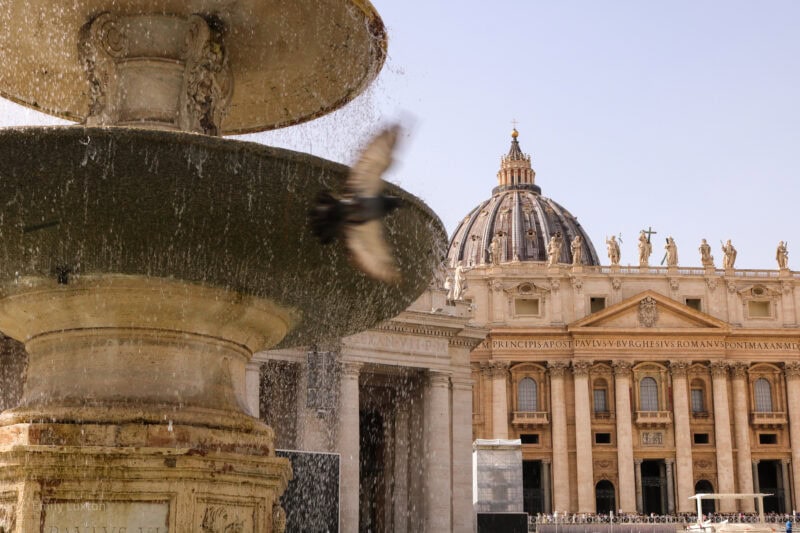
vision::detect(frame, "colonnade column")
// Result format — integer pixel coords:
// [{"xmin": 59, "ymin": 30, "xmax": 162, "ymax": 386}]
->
[
  {"xmin": 784, "ymin": 361, "xmax": 800, "ymax": 511},
  {"xmin": 710, "ymin": 361, "xmax": 736, "ymax": 511},
  {"xmin": 424, "ymin": 371, "xmax": 452, "ymax": 532},
  {"xmin": 572, "ymin": 360, "xmax": 595, "ymax": 513},
  {"xmin": 613, "ymin": 360, "xmax": 636, "ymax": 512},
  {"xmin": 451, "ymin": 374, "xmax": 474, "ymax": 533},
  {"xmin": 670, "ymin": 361, "xmax": 695, "ymax": 513},
  {"xmin": 730, "ymin": 361, "xmax": 755, "ymax": 511},
  {"xmin": 634, "ymin": 459, "xmax": 643, "ymax": 513},
  {"xmin": 542, "ymin": 459, "xmax": 552, "ymax": 514},
  {"xmin": 393, "ymin": 404, "xmax": 410, "ymax": 532},
  {"xmin": 665, "ymin": 459, "xmax": 675, "ymax": 515},
  {"xmin": 337, "ymin": 361, "xmax": 362, "ymax": 533},
  {"xmin": 549, "ymin": 361, "xmax": 570, "ymax": 513},
  {"xmin": 782, "ymin": 459, "xmax": 792, "ymax": 513},
  {"xmin": 752, "ymin": 461, "xmax": 760, "ymax": 493},
  {"xmin": 491, "ymin": 361, "xmax": 510, "ymax": 439}
]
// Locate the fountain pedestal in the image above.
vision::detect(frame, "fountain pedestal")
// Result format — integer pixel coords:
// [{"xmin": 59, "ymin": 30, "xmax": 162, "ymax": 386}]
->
[{"xmin": 0, "ymin": 276, "xmax": 293, "ymax": 531}]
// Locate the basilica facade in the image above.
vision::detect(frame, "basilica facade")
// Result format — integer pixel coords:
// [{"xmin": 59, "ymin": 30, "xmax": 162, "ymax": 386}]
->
[{"xmin": 453, "ymin": 130, "xmax": 800, "ymax": 517}]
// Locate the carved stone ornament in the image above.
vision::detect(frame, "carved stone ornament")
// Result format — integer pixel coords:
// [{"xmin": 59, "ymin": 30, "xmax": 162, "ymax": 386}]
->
[
  {"xmin": 638, "ymin": 296, "xmax": 658, "ymax": 328},
  {"xmin": 669, "ymin": 278, "xmax": 679, "ymax": 292},
  {"xmin": 272, "ymin": 503, "xmax": 287, "ymax": 533},
  {"xmin": 727, "ymin": 281, "xmax": 737, "ymax": 294},
  {"xmin": 729, "ymin": 361, "xmax": 750, "ymax": 379},
  {"xmin": 612, "ymin": 360, "xmax": 633, "ymax": 377},
  {"xmin": 706, "ymin": 277, "xmax": 718, "ymax": 291},
  {"xmin": 669, "ymin": 361, "xmax": 689, "ymax": 377},
  {"xmin": 548, "ymin": 360, "xmax": 570, "ymax": 377},
  {"xmin": 200, "ymin": 506, "xmax": 245, "ymax": 533},
  {"xmin": 783, "ymin": 281, "xmax": 794, "ymax": 294},
  {"xmin": 79, "ymin": 12, "xmax": 232, "ymax": 135},
  {"xmin": 612, "ymin": 277, "xmax": 622, "ymax": 290},
  {"xmin": 572, "ymin": 360, "xmax": 593, "ymax": 376},
  {"xmin": 571, "ymin": 276, "xmax": 583, "ymax": 291},
  {"xmin": 594, "ymin": 459, "xmax": 613, "ymax": 469},
  {"xmin": 550, "ymin": 279, "xmax": 561, "ymax": 291},
  {"xmin": 694, "ymin": 459, "xmax": 713, "ymax": 471},
  {"xmin": 785, "ymin": 361, "xmax": 800, "ymax": 380},
  {"xmin": 0, "ymin": 501, "xmax": 15, "ymax": 533},
  {"xmin": 492, "ymin": 280, "xmax": 503, "ymax": 292},
  {"xmin": 490, "ymin": 361, "xmax": 510, "ymax": 378},
  {"xmin": 709, "ymin": 360, "xmax": 729, "ymax": 378}
]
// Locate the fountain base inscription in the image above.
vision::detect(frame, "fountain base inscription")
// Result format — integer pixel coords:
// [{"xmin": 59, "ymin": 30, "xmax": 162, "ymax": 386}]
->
[{"xmin": 42, "ymin": 501, "xmax": 169, "ymax": 532}]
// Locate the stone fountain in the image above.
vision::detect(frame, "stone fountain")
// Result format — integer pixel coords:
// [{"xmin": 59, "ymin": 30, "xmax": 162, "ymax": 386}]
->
[{"xmin": 0, "ymin": 1, "xmax": 445, "ymax": 531}]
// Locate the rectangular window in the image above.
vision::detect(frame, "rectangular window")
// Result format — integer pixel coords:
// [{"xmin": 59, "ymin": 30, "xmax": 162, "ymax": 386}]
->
[
  {"xmin": 693, "ymin": 433, "xmax": 710, "ymax": 444},
  {"xmin": 691, "ymin": 389, "xmax": 705, "ymax": 414},
  {"xmin": 590, "ymin": 297, "xmax": 606, "ymax": 313},
  {"xmin": 759, "ymin": 433, "xmax": 778, "ymax": 445},
  {"xmin": 520, "ymin": 433, "xmax": 539, "ymax": 445},
  {"xmin": 685, "ymin": 298, "xmax": 702, "ymax": 311},
  {"xmin": 748, "ymin": 300, "xmax": 771, "ymax": 318},
  {"xmin": 593, "ymin": 389, "xmax": 608, "ymax": 414},
  {"xmin": 594, "ymin": 432, "xmax": 612, "ymax": 444},
  {"xmin": 514, "ymin": 298, "xmax": 540, "ymax": 316}
]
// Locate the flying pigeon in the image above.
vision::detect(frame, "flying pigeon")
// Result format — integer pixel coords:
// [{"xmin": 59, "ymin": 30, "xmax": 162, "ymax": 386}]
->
[{"xmin": 310, "ymin": 124, "xmax": 404, "ymax": 283}]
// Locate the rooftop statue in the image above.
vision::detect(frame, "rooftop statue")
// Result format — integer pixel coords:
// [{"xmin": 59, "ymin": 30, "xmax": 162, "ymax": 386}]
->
[
  {"xmin": 699, "ymin": 239, "xmax": 715, "ymax": 268},
  {"xmin": 606, "ymin": 235, "xmax": 621, "ymax": 266},
  {"xmin": 722, "ymin": 239, "xmax": 738, "ymax": 269},
  {"xmin": 638, "ymin": 230, "xmax": 652, "ymax": 267}
]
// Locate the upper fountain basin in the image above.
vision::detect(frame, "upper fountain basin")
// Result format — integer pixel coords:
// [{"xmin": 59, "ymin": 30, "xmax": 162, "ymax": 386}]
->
[{"xmin": 0, "ymin": 0, "xmax": 387, "ymax": 134}]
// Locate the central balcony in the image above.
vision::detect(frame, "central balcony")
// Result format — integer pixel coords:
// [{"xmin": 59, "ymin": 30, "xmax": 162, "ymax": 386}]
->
[
  {"xmin": 635, "ymin": 410, "xmax": 672, "ymax": 428},
  {"xmin": 512, "ymin": 411, "xmax": 550, "ymax": 428},
  {"xmin": 750, "ymin": 411, "xmax": 787, "ymax": 428}
]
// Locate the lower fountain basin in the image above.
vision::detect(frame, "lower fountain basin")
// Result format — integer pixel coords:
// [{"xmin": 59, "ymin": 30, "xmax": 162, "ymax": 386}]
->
[{"xmin": 0, "ymin": 126, "xmax": 446, "ymax": 350}]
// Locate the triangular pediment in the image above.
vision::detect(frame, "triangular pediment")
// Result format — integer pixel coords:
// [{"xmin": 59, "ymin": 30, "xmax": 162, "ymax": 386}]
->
[{"xmin": 569, "ymin": 290, "xmax": 729, "ymax": 331}]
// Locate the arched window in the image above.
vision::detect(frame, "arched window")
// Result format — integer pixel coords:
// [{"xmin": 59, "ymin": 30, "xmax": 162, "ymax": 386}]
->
[
  {"xmin": 593, "ymin": 378, "xmax": 609, "ymax": 414},
  {"xmin": 640, "ymin": 377, "xmax": 658, "ymax": 411},
  {"xmin": 690, "ymin": 379, "xmax": 706, "ymax": 414},
  {"xmin": 754, "ymin": 378, "xmax": 773, "ymax": 412},
  {"xmin": 518, "ymin": 377, "xmax": 538, "ymax": 412}
]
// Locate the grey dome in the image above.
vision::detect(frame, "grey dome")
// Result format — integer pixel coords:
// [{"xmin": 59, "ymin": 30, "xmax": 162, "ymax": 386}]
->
[{"xmin": 447, "ymin": 130, "xmax": 599, "ymax": 267}]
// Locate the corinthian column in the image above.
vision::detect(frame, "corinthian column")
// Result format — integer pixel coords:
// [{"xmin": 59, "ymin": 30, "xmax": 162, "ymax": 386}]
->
[
  {"xmin": 670, "ymin": 361, "xmax": 695, "ymax": 513},
  {"xmin": 549, "ymin": 360, "xmax": 571, "ymax": 512},
  {"xmin": 491, "ymin": 361, "xmax": 510, "ymax": 439},
  {"xmin": 730, "ymin": 361, "xmax": 755, "ymax": 511},
  {"xmin": 573, "ymin": 360, "xmax": 595, "ymax": 513},
  {"xmin": 337, "ymin": 361, "xmax": 362, "ymax": 532},
  {"xmin": 710, "ymin": 361, "xmax": 736, "ymax": 511},
  {"xmin": 785, "ymin": 361, "xmax": 800, "ymax": 511},
  {"xmin": 613, "ymin": 360, "xmax": 636, "ymax": 512}
]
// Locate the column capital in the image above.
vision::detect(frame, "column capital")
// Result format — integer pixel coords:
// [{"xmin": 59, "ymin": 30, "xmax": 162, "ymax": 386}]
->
[
  {"xmin": 450, "ymin": 376, "xmax": 473, "ymax": 390},
  {"xmin": 427, "ymin": 370, "xmax": 452, "ymax": 388},
  {"xmin": 752, "ymin": 459, "xmax": 761, "ymax": 465},
  {"xmin": 665, "ymin": 458, "xmax": 675, "ymax": 466},
  {"xmin": 339, "ymin": 361, "xmax": 363, "ymax": 378},
  {"xmin": 548, "ymin": 360, "xmax": 570, "ymax": 378},
  {"xmin": 572, "ymin": 360, "xmax": 593, "ymax": 376},
  {"xmin": 782, "ymin": 458, "xmax": 792, "ymax": 466},
  {"xmin": 729, "ymin": 361, "xmax": 750, "ymax": 379},
  {"xmin": 541, "ymin": 458, "xmax": 552, "ymax": 465},
  {"xmin": 488, "ymin": 361, "xmax": 510, "ymax": 378},
  {"xmin": 709, "ymin": 360, "xmax": 729, "ymax": 378},
  {"xmin": 669, "ymin": 361, "xmax": 690, "ymax": 377},
  {"xmin": 634, "ymin": 458, "xmax": 643, "ymax": 465},
  {"xmin": 612, "ymin": 360, "xmax": 633, "ymax": 377},
  {"xmin": 785, "ymin": 361, "xmax": 800, "ymax": 380}
]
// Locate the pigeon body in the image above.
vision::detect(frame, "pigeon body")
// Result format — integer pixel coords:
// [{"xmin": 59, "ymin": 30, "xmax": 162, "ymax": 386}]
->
[{"xmin": 310, "ymin": 125, "xmax": 403, "ymax": 283}]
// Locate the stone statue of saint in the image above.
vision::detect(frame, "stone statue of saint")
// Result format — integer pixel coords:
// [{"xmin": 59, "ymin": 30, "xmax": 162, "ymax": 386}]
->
[
  {"xmin": 488, "ymin": 234, "xmax": 501, "ymax": 266},
  {"xmin": 721, "ymin": 239, "xmax": 737, "ymax": 269},
  {"xmin": 777, "ymin": 241, "xmax": 789, "ymax": 269},
  {"xmin": 546, "ymin": 232, "xmax": 563, "ymax": 267},
  {"xmin": 451, "ymin": 261, "xmax": 468, "ymax": 301},
  {"xmin": 664, "ymin": 236, "xmax": 678, "ymax": 267},
  {"xmin": 606, "ymin": 235, "xmax": 621, "ymax": 266},
  {"xmin": 638, "ymin": 230, "xmax": 652, "ymax": 267},
  {"xmin": 444, "ymin": 274, "xmax": 454, "ymax": 303},
  {"xmin": 571, "ymin": 235, "xmax": 583, "ymax": 266},
  {"xmin": 699, "ymin": 239, "xmax": 714, "ymax": 268}
]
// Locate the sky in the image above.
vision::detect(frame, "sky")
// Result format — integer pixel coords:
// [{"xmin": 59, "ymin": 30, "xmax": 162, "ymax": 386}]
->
[{"xmin": 1, "ymin": 1, "xmax": 799, "ymax": 269}]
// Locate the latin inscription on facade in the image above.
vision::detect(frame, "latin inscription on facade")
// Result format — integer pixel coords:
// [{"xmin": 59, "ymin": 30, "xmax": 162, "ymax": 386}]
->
[
  {"xmin": 481, "ymin": 338, "xmax": 800, "ymax": 352},
  {"xmin": 346, "ymin": 331, "xmax": 447, "ymax": 357},
  {"xmin": 641, "ymin": 432, "xmax": 663, "ymax": 446},
  {"xmin": 42, "ymin": 501, "xmax": 169, "ymax": 532}
]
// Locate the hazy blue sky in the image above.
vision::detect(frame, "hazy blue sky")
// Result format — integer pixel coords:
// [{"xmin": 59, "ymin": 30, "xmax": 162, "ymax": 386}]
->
[{"xmin": 2, "ymin": 1, "xmax": 798, "ymax": 269}]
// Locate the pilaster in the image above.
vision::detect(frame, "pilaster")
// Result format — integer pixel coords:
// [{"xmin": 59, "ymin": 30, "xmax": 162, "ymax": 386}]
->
[
  {"xmin": 424, "ymin": 371, "xmax": 452, "ymax": 532},
  {"xmin": 337, "ymin": 361, "xmax": 362, "ymax": 533},
  {"xmin": 730, "ymin": 361, "xmax": 755, "ymax": 511},
  {"xmin": 784, "ymin": 361, "xmax": 800, "ymax": 510},
  {"xmin": 490, "ymin": 361, "xmax": 510, "ymax": 439},
  {"xmin": 710, "ymin": 361, "xmax": 736, "ymax": 511},
  {"xmin": 669, "ymin": 361, "xmax": 695, "ymax": 513},
  {"xmin": 613, "ymin": 360, "xmax": 636, "ymax": 512},
  {"xmin": 572, "ymin": 360, "xmax": 595, "ymax": 513},
  {"xmin": 549, "ymin": 360, "xmax": 570, "ymax": 512}
]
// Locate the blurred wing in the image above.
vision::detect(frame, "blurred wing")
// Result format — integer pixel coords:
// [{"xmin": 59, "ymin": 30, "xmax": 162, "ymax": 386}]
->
[
  {"xmin": 345, "ymin": 220, "xmax": 400, "ymax": 283},
  {"xmin": 347, "ymin": 124, "xmax": 400, "ymax": 197}
]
